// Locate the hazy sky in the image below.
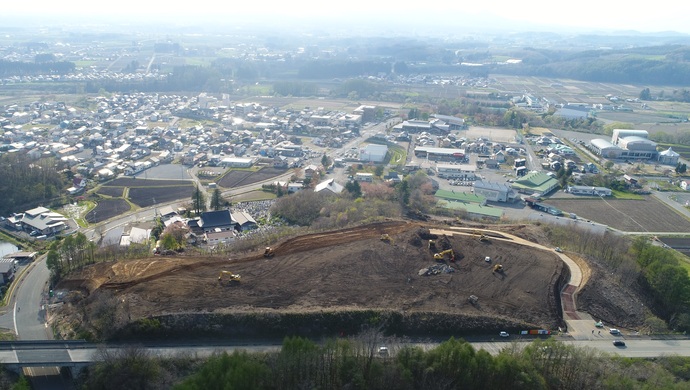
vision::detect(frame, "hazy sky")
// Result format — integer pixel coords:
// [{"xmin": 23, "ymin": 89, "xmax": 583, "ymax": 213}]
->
[{"xmin": 3, "ymin": 0, "xmax": 690, "ymax": 34}]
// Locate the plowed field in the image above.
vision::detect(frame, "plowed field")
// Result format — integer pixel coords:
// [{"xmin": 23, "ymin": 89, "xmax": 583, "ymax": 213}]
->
[{"xmin": 59, "ymin": 221, "xmax": 566, "ymax": 330}]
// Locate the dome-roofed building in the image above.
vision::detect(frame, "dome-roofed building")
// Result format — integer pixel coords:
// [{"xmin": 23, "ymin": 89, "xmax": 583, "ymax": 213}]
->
[{"xmin": 589, "ymin": 138, "xmax": 622, "ymax": 159}]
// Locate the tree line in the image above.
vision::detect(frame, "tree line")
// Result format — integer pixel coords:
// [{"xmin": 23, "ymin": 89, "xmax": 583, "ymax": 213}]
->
[
  {"xmin": 0, "ymin": 59, "xmax": 75, "ymax": 77},
  {"xmin": 545, "ymin": 225, "xmax": 690, "ymax": 332},
  {"xmin": 71, "ymin": 335, "xmax": 690, "ymax": 389}
]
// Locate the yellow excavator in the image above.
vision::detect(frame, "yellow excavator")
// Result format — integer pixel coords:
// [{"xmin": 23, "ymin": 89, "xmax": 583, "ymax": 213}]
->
[
  {"xmin": 380, "ymin": 234, "xmax": 392, "ymax": 243},
  {"xmin": 264, "ymin": 247, "xmax": 275, "ymax": 258},
  {"xmin": 433, "ymin": 249, "xmax": 456, "ymax": 262},
  {"xmin": 478, "ymin": 234, "xmax": 489, "ymax": 242},
  {"xmin": 492, "ymin": 264, "xmax": 503, "ymax": 273},
  {"xmin": 218, "ymin": 271, "xmax": 241, "ymax": 282}
]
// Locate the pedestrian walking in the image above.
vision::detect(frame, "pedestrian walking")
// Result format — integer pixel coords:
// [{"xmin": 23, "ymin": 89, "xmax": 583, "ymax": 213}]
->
[{"xmin": 592, "ymin": 330, "xmax": 594, "ymax": 334}]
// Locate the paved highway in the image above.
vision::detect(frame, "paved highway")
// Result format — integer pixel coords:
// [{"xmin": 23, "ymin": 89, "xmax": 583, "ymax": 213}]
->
[{"xmin": 2, "ymin": 337, "xmax": 690, "ymax": 369}]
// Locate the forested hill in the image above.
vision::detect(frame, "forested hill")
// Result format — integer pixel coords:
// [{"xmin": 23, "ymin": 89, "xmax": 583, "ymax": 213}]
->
[
  {"xmin": 491, "ymin": 44, "xmax": 690, "ymax": 85},
  {"xmin": 0, "ymin": 153, "xmax": 67, "ymax": 217}
]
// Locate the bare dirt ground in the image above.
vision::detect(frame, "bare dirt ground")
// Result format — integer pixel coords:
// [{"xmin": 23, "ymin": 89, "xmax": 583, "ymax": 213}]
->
[
  {"xmin": 58, "ymin": 221, "xmax": 567, "ymax": 333},
  {"xmin": 546, "ymin": 196, "xmax": 690, "ymax": 232}
]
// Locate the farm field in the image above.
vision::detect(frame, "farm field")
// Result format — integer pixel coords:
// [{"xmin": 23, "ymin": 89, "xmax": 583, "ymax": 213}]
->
[
  {"xmin": 103, "ymin": 178, "xmax": 193, "ymax": 187},
  {"xmin": 97, "ymin": 178, "xmax": 195, "ymax": 207},
  {"xmin": 128, "ymin": 186, "xmax": 194, "ymax": 207},
  {"xmin": 85, "ymin": 199, "xmax": 131, "ymax": 223},
  {"xmin": 546, "ymin": 196, "xmax": 690, "ymax": 232},
  {"xmin": 216, "ymin": 167, "xmax": 287, "ymax": 188},
  {"xmin": 96, "ymin": 186, "xmax": 124, "ymax": 198}
]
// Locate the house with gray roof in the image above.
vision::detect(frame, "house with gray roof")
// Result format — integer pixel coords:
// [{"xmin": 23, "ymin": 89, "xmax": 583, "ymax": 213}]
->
[
  {"xmin": 231, "ymin": 210, "xmax": 258, "ymax": 232},
  {"xmin": 199, "ymin": 210, "xmax": 236, "ymax": 233}
]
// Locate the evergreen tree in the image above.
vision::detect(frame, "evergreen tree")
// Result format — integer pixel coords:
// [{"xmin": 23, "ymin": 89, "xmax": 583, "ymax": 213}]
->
[
  {"xmin": 345, "ymin": 180, "xmax": 362, "ymax": 198},
  {"xmin": 210, "ymin": 188, "xmax": 224, "ymax": 211},
  {"xmin": 192, "ymin": 185, "xmax": 207, "ymax": 215}
]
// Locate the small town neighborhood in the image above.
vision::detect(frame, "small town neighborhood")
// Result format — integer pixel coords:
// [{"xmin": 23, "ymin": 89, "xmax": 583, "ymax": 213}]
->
[{"xmin": 0, "ymin": 90, "xmax": 688, "ymax": 255}]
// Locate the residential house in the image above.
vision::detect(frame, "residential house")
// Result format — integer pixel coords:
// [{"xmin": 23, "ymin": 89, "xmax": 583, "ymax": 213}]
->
[
  {"xmin": 0, "ymin": 258, "xmax": 15, "ymax": 285},
  {"xmin": 12, "ymin": 207, "xmax": 68, "ymax": 235},
  {"xmin": 205, "ymin": 229, "xmax": 236, "ymax": 246},
  {"xmin": 198, "ymin": 210, "xmax": 236, "ymax": 233},
  {"xmin": 303, "ymin": 164, "xmax": 321, "ymax": 178},
  {"xmin": 314, "ymin": 178, "xmax": 344, "ymax": 195},
  {"xmin": 120, "ymin": 227, "xmax": 152, "ymax": 246},
  {"xmin": 232, "ymin": 210, "xmax": 258, "ymax": 232}
]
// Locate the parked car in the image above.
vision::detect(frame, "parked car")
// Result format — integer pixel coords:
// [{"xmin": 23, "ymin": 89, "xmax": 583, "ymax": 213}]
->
[
  {"xmin": 613, "ymin": 340, "xmax": 626, "ymax": 347},
  {"xmin": 378, "ymin": 346, "xmax": 389, "ymax": 356},
  {"xmin": 499, "ymin": 331, "xmax": 509, "ymax": 338}
]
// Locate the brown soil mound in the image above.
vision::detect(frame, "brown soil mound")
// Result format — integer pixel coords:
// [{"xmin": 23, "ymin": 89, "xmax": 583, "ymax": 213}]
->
[{"xmin": 58, "ymin": 221, "xmax": 566, "ymax": 333}]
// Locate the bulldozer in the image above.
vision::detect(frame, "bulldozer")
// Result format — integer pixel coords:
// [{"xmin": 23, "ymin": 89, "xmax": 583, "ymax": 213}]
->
[
  {"xmin": 380, "ymin": 234, "xmax": 392, "ymax": 243},
  {"xmin": 218, "ymin": 271, "xmax": 241, "ymax": 282},
  {"xmin": 433, "ymin": 249, "xmax": 456, "ymax": 262},
  {"xmin": 263, "ymin": 247, "xmax": 275, "ymax": 258},
  {"xmin": 478, "ymin": 234, "xmax": 489, "ymax": 242}
]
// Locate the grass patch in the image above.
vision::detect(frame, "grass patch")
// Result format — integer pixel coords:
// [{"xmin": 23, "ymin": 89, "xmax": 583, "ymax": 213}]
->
[
  {"xmin": 611, "ymin": 190, "xmax": 645, "ymax": 200},
  {"xmin": 240, "ymin": 85, "xmax": 272, "ymax": 95},
  {"xmin": 0, "ymin": 230, "xmax": 26, "ymax": 249},
  {"xmin": 232, "ymin": 190, "xmax": 277, "ymax": 203},
  {"xmin": 0, "ymin": 329, "xmax": 16, "ymax": 341},
  {"xmin": 388, "ymin": 145, "xmax": 407, "ymax": 166}
]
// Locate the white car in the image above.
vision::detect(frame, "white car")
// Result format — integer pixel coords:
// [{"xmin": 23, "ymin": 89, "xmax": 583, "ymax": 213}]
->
[
  {"xmin": 378, "ymin": 346, "xmax": 389, "ymax": 356},
  {"xmin": 499, "ymin": 331, "xmax": 509, "ymax": 338},
  {"xmin": 609, "ymin": 328, "xmax": 620, "ymax": 335}
]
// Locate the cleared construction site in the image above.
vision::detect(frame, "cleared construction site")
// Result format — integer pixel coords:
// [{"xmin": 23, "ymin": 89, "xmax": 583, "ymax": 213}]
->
[{"xmin": 55, "ymin": 220, "xmax": 569, "ymax": 339}]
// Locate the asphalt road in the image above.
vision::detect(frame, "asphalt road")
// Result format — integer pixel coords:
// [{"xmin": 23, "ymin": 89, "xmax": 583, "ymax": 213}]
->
[
  {"xmin": 0, "ymin": 256, "xmax": 51, "ymax": 341},
  {"xmin": 3, "ymin": 337, "xmax": 690, "ymax": 367}
]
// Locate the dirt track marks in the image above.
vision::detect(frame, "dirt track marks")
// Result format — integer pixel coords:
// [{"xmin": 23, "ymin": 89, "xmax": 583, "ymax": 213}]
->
[{"xmin": 95, "ymin": 221, "xmax": 414, "ymax": 292}]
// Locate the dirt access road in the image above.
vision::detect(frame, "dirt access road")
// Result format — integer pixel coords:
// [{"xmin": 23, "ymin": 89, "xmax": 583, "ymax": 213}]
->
[{"xmin": 58, "ymin": 221, "xmax": 566, "ymax": 333}]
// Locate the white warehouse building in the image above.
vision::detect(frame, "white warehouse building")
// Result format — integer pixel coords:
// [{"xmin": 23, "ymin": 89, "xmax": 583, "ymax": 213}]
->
[
  {"xmin": 360, "ymin": 144, "xmax": 388, "ymax": 163},
  {"xmin": 436, "ymin": 163, "xmax": 476, "ymax": 180},
  {"xmin": 473, "ymin": 180, "xmax": 516, "ymax": 202}
]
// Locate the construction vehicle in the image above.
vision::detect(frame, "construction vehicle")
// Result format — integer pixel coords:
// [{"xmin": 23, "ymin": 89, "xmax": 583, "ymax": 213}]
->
[
  {"xmin": 380, "ymin": 234, "xmax": 392, "ymax": 243},
  {"xmin": 218, "ymin": 271, "xmax": 241, "ymax": 282},
  {"xmin": 263, "ymin": 247, "xmax": 275, "ymax": 258},
  {"xmin": 428, "ymin": 240, "xmax": 436, "ymax": 251},
  {"xmin": 492, "ymin": 264, "xmax": 503, "ymax": 273},
  {"xmin": 434, "ymin": 249, "xmax": 456, "ymax": 262},
  {"xmin": 478, "ymin": 234, "xmax": 489, "ymax": 242}
]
